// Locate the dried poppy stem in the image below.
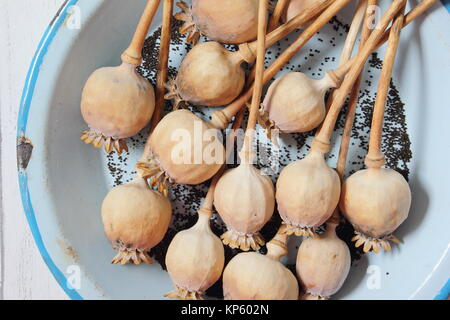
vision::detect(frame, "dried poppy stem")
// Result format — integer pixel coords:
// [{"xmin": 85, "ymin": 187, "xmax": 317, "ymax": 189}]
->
[
  {"xmin": 247, "ymin": 0, "xmax": 333, "ymax": 84},
  {"xmin": 327, "ymin": 0, "xmax": 378, "ymax": 225},
  {"xmin": 335, "ymin": 0, "xmax": 378, "ymax": 182},
  {"xmin": 341, "ymin": 0, "xmax": 368, "ymax": 63},
  {"xmin": 150, "ymin": 0, "xmax": 174, "ymax": 131},
  {"xmin": 312, "ymin": 0, "xmax": 368, "ymax": 139},
  {"xmin": 268, "ymin": 0, "xmax": 290, "ymax": 31},
  {"xmin": 138, "ymin": 0, "xmax": 175, "ymax": 194},
  {"xmin": 245, "ymin": 0, "xmax": 335, "ymax": 62},
  {"xmin": 122, "ymin": 0, "xmax": 161, "ymax": 65},
  {"xmin": 378, "ymin": 0, "xmax": 437, "ymax": 46},
  {"xmin": 243, "ymin": 0, "xmax": 270, "ymax": 156},
  {"xmin": 366, "ymin": 12, "xmax": 404, "ymax": 168},
  {"xmin": 313, "ymin": 0, "xmax": 406, "ymax": 150}
]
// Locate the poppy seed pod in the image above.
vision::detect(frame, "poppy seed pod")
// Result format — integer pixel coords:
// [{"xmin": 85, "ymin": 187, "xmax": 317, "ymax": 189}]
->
[
  {"xmin": 296, "ymin": 223, "xmax": 351, "ymax": 299},
  {"xmin": 101, "ymin": 178, "xmax": 172, "ymax": 264},
  {"xmin": 276, "ymin": 149, "xmax": 341, "ymax": 237},
  {"xmin": 81, "ymin": 63, "xmax": 155, "ymax": 153},
  {"xmin": 172, "ymin": 42, "xmax": 246, "ymax": 107},
  {"xmin": 223, "ymin": 232, "xmax": 299, "ymax": 300},
  {"xmin": 175, "ymin": 0, "xmax": 259, "ymax": 44},
  {"xmin": 214, "ymin": 155, "xmax": 275, "ymax": 251},
  {"xmin": 137, "ymin": 109, "xmax": 225, "ymax": 194},
  {"xmin": 261, "ymin": 72, "xmax": 339, "ymax": 133},
  {"xmin": 340, "ymin": 168, "xmax": 411, "ymax": 252},
  {"xmin": 80, "ymin": 0, "xmax": 160, "ymax": 153},
  {"xmin": 165, "ymin": 209, "xmax": 224, "ymax": 300}
]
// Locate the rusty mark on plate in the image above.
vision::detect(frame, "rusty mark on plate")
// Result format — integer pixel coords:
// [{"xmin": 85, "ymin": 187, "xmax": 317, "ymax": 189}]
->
[{"xmin": 17, "ymin": 136, "xmax": 34, "ymax": 171}]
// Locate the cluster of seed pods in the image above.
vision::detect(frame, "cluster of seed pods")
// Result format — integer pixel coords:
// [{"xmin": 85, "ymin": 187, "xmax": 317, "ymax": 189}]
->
[
  {"xmin": 99, "ymin": 0, "xmax": 174, "ymax": 265},
  {"xmin": 79, "ymin": 0, "xmax": 438, "ymax": 300}
]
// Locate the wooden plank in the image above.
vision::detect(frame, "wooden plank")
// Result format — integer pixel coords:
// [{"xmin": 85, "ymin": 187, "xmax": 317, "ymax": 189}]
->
[{"xmin": 0, "ymin": 0, "xmax": 68, "ymax": 300}]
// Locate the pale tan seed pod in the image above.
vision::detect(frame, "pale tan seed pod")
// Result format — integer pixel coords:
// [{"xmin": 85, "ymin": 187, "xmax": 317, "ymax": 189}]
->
[
  {"xmin": 296, "ymin": 223, "xmax": 351, "ymax": 299},
  {"xmin": 276, "ymin": 149, "xmax": 341, "ymax": 237},
  {"xmin": 81, "ymin": 63, "xmax": 155, "ymax": 154},
  {"xmin": 214, "ymin": 160, "xmax": 275, "ymax": 251},
  {"xmin": 223, "ymin": 232, "xmax": 299, "ymax": 300},
  {"xmin": 339, "ymin": 168, "xmax": 411, "ymax": 252},
  {"xmin": 174, "ymin": 42, "xmax": 246, "ymax": 107},
  {"xmin": 165, "ymin": 210, "xmax": 225, "ymax": 300},
  {"xmin": 175, "ymin": 0, "xmax": 259, "ymax": 45},
  {"xmin": 101, "ymin": 177, "xmax": 172, "ymax": 265},
  {"xmin": 80, "ymin": 0, "xmax": 160, "ymax": 153},
  {"xmin": 137, "ymin": 109, "xmax": 225, "ymax": 191},
  {"xmin": 261, "ymin": 72, "xmax": 339, "ymax": 133}
]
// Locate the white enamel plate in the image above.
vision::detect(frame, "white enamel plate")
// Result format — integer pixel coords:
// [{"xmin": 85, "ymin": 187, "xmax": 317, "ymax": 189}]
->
[{"xmin": 18, "ymin": 0, "xmax": 450, "ymax": 299}]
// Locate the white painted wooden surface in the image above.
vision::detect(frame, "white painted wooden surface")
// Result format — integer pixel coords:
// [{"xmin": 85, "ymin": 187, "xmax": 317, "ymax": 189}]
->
[{"xmin": 0, "ymin": 0, "xmax": 68, "ymax": 300}]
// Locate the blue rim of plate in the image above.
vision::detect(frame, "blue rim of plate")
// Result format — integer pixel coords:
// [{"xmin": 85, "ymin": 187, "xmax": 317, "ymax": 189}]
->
[{"xmin": 17, "ymin": 0, "xmax": 450, "ymax": 301}]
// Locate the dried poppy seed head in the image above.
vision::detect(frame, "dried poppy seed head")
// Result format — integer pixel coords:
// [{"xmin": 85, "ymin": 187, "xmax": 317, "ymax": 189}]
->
[
  {"xmin": 81, "ymin": 63, "xmax": 155, "ymax": 153},
  {"xmin": 340, "ymin": 167, "xmax": 411, "ymax": 253},
  {"xmin": 101, "ymin": 178, "xmax": 172, "ymax": 265}
]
